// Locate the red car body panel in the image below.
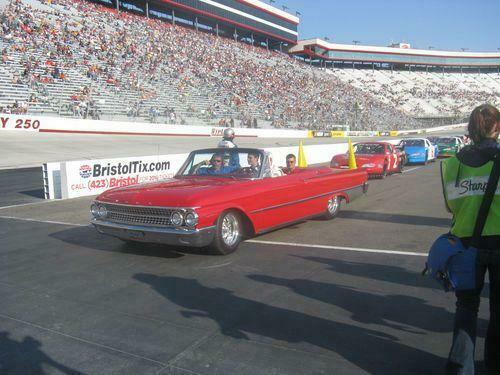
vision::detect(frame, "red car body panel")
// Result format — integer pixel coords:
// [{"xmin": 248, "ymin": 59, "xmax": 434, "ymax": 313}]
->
[
  {"xmin": 96, "ymin": 166, "xmax": 368, "ymax": 234},
  {"xmin": 330, "ymin": 142, "xmax": 403, "ymax": 176}
]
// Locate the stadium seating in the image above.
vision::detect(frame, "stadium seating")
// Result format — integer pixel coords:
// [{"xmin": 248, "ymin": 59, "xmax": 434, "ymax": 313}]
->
[{"xmin": 0, "ymin": 0, "xmax": 498, "ymax": 130}]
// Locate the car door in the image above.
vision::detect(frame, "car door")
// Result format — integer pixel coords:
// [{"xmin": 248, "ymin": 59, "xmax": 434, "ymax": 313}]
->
[
  {"xmin": 386, "ymin": 144, "xmax": 398, "ymax": 171},
  {"xmin": 246, "ymin": 172, "xmax": 308, "ymax": 232}
]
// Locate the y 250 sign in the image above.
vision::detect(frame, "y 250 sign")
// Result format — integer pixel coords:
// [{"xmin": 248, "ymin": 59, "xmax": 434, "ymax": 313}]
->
[{"xmin": 0, "ymin": 116, "xmax": 41, "ymax": 130}]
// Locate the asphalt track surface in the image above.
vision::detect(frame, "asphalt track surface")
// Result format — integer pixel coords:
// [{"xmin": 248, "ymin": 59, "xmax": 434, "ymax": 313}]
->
[{"xmin": 1, "ymin": 154, "xmax": 492, "ymax": 374}]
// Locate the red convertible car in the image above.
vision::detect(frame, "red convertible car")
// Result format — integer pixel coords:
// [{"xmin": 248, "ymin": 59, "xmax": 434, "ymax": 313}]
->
[
  {"xmin": 330, "ymin": 142, "xmax": 404, "ymax": 178},
  {"xmin": 91, "ymin": 148, "xmax": 368, "ymax": 255}
]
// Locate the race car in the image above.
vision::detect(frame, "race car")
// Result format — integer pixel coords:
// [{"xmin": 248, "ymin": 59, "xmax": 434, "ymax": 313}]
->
[
  {"xmin": 330, "ymin": 142, "xmax": 404, "ymax": 178},
  {"xmin": 398, "ymin": 138, "xmax": 438, "ymax": 164},
  {"xmin": 436, "ymin": 136, "xmax": 463, "ymax": 157}
]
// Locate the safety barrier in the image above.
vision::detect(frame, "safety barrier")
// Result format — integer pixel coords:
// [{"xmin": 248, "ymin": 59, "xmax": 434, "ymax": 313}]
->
[
  {"xmin": 1, "ymin": 114, "xmax": 465, "ymax": 139},
  {"xmin": 0, "ymin": 114, "xmax": 309, "ymax": 139}
]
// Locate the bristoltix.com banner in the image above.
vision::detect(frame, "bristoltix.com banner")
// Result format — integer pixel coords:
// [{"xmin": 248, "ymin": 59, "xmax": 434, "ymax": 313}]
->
[{"xmin": 62, "ymin": 153, "xmax": 188, "ymax": 199}]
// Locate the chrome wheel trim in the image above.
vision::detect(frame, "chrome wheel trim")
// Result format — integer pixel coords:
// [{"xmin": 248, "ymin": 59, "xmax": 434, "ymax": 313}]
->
[
  {"xmin": 221, "ymin": 213, "xmax": 239, "ymax": 247},
  {"xmin": 327, "ymin": 196, "xmax": 339, "ymax": 215}
]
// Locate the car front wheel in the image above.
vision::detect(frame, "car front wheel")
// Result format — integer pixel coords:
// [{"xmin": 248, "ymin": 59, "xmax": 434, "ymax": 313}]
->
[{"xmin": 209, "ymin": 211, "xmax": 242, "ymax": 255}]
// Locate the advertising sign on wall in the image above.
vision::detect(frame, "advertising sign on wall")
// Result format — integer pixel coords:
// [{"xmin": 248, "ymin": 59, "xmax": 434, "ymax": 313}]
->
[{"xmin": 60, "ymin": 153, "xmax": 188, "ymax": 199}]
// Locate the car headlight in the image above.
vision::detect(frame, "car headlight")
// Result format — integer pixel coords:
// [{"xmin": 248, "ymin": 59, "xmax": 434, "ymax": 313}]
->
[
  {"xmin": 90, "ymin": 203, "xmax": 99, "ymax": 218},
  {"xmin": 361, "ymin": 163, "xmax": 375, "ymax": 168},
  {"xmin": 377, "ymin": 163, "xmax": 383, "ymax": 168},
  {"xmin": 410, "ymin": 153, "xmax": 422, "ymax": 157},
  {"xmin": 185, "ymin": 212, "xmax": 198, "ymax": 227},
  {"xmin": 171, "ymin": 211, "xmax": 183, "ymax": 226},
  {"xmin": 97, "ymin": 205, "xmax": 107, "ymax": 218}
]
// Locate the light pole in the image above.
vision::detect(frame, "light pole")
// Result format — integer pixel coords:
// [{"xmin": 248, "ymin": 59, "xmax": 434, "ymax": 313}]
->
[
  {"xmin": 353, "ymin": 40, "xmax": 361, "ymax": 45},
  {"xmin": 461, "ymin": 48, "xmax": 469, "ymax": 52},
  {"xmin": 428, "ymin": 46, "xmax": 434, "ymax": 50}
]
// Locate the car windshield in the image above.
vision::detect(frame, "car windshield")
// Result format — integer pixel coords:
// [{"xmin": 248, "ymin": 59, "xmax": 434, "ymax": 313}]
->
[
  {"xmin": 437, "ymin": 137, "xmax": 456, "ymax": 145},
  {"xmin": 402, "ymin": 139, "xmax": 425, "ymax": 147},
  {"xmin": 354, "ymin": 143, "xmax": 385, "ymax": 154},
  {"xmin": 178, "ymin": 149, "xmax": 264, "ymax": 178}
]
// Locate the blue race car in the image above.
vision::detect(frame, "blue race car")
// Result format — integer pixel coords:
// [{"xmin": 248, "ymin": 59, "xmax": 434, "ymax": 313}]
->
[{"xmin": 399, "ymin": 138, "xmax": 438, "ymax": 164}]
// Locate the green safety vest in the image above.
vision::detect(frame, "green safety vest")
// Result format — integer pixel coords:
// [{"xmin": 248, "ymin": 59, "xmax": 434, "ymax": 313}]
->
[{"xmin": 441, "ymin": 156, "xmax": 499, "ymax": 238}]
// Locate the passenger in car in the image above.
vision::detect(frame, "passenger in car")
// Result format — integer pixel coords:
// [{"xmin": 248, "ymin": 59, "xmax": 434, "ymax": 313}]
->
[
  {"xmin": 263, "ymin": 154, "xmax": 284, "ymax": 178},
  {"xmin": 281, "ymin": 154, "xmax": 297, "ymax": 174}
]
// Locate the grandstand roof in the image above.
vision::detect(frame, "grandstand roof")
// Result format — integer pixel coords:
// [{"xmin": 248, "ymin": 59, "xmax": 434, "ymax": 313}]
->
[
  {"xmin": 289, "ymin": 39, "xmax": 500, "ymax": 67},
  {"xmin": 156, "ymin": 0, "xmax": 299, "ymax": 44},
  {"xmin": 236, "ymin": 0, "xmax": 299, "ymax": 24}
]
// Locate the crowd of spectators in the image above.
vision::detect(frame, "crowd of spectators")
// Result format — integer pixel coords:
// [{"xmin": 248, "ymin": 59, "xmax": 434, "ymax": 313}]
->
[
  {"xmin": 334, "ymin": 69, "xmax": 499, "ymax": 120},
  {"xmin": 0, "ymin": 0, "xmax": 498, "ymax": 130}
]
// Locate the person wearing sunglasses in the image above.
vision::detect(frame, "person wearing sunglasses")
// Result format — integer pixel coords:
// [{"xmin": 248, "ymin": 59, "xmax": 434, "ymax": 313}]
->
[{"xmin": 195, "ymin": 153, "xmax": 240, "ymax": 176}]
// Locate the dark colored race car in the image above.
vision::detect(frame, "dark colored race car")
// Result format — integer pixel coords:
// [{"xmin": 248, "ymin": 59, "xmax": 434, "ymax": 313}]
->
[{"xmin": 436, "ymin": 137, "xmax": 462, "ymax": 157}]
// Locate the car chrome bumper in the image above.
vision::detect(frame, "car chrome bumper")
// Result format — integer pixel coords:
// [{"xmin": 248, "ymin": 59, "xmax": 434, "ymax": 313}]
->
[{"xmin": 91, "ymin": 219, "xmax": 216, "ymax": 247}]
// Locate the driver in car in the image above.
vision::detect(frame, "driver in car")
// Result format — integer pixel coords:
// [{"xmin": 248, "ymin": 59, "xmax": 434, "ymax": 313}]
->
[{"xmin": 195, "ymin": 153, "xmax": 240, "ymax": 175}]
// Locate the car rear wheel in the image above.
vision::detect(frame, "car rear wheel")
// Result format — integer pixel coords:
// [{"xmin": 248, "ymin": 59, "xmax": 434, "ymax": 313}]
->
[
  {"xmin": 209, "ymin": 211, "xmax": 242, "ymax": 255},
  {"xmin": 323, "ymin": 195, "xmax": 341, "ymax": 219}
]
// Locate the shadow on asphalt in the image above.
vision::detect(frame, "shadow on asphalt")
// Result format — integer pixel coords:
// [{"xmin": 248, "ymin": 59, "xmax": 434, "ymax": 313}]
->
[
  {"xmin": 49, "ymin": 225, "xmax": 206, "ymax": 259},
  {"xmin": 249, "ymin": 274, "xmax": 452, "ymax": 334},
  {"xmin": 296, "ymin": 255, "xmax": 441, "ymax": 290},
  {"xmin": 294, "ymin": 255, "xmax": 491, "ymax": 298},
  {"xmin": 338, "ymin": 210, "xmax": 451, "ymax": 228},
  {"xmin": 134, "ymin": 273, "xmax": 445, "ymax": 374},
  {"xmin": 0, "ymin": 332, "xmax": 82, "ymax": 374}
]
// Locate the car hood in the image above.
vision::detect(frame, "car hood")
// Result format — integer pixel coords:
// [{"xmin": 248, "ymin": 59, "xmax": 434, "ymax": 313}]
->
[
  {"xmin": 96, "ymin": 177, "xmax": 243, "ymax": 207},
  {"xmin": 333, "ymin": 154, "xmax": 383, "ymax": 166}
]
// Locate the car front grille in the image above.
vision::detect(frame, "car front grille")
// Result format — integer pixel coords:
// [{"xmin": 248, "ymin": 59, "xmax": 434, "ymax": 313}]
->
[{"xmin": 101, "ymin": 203, "xmax": 175, "ymax": 227}]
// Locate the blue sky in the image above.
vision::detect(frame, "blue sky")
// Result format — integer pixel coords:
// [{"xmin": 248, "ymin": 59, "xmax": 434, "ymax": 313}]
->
[{"xmin": 276, "ymin": 0, "xmax": 499, "ymax": 52}]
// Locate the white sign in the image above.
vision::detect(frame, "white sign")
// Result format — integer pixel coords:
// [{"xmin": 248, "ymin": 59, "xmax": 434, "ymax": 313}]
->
[{"xmin": 60, "ymin": 153, "xmax": 188, "ymax": 198}]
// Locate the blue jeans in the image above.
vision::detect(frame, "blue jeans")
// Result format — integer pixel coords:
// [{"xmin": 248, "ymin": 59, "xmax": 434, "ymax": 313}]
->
[{"xmin": 447, "ymin": 250, "xmax": 500, "ymax": 374}]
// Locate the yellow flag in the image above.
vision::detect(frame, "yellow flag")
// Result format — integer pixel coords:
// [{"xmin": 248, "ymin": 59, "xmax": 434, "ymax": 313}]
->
[
  {"xmin": 348, "ymin": 138, "xmax": 357, "ymax": 169},
  {"xmin": 298, "ymin": 140, "xmax": 307, "ymax": 168}
]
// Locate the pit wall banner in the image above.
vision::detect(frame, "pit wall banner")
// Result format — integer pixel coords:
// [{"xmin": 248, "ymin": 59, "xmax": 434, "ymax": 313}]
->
[
  {"xmin": 58, "ymin": 153, "xmax": 188, "ymax": 199},
  {"xmin": 0, "ymin": 114, "xmax": 308, "ymax": 139}
]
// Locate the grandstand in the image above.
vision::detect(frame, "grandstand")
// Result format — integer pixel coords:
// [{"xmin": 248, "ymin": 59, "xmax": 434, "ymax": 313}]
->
[{"xmin": 0, "ymin": 0, "xmax": 499, "ymax": 131}]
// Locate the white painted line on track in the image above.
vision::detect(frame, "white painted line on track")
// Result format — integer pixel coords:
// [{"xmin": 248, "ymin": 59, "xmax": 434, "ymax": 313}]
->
[
  {"xmin": 246, "ymin": 239, "xmax": 427, "ymax": 257},
  {"xmin": 0, "ymin": 200, "xmax": 55, "ymax": 210},
  {"xmin": 196, "ymin": 262, "xmax": 233, "ymax": 270},
  {"xmin": 0, "ymin": 215, "xmax": 88, "ymax": 227},
  {"xmin": 402, "ymin": 166, "xmax": 423, "ymax": 173}
]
